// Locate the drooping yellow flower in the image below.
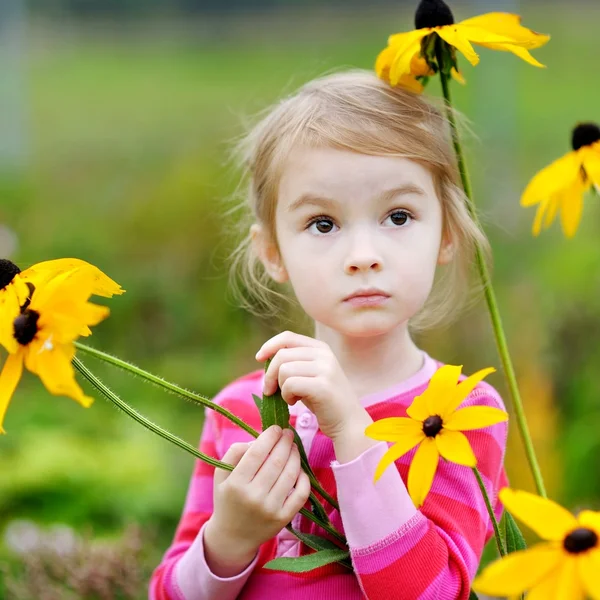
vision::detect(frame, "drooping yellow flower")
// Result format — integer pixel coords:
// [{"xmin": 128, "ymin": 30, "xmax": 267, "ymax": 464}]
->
[
  {"xmin": 376, "ymin": 0, "xmax": 549, "ymax": 88},
  {"xmin": 0, "ymin": 258, "xmax": 124, "ymax": 354},
  {"xmin": 521, "ymin": 123, "xmax": 600, "ymax": 238},
  {"xmin": 473, "ymin": 488, "xmax": 600, "ymax": 599},
  {"xmin": 0, "ymin": 267, "xmax": 120, "ymax": 433},
  {"xmin": 365, "ymin": 364, "xmax": 508, "ymax": 508}
]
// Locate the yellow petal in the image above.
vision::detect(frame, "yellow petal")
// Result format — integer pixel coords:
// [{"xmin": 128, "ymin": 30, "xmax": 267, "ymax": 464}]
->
[
  {"xmin": 531, "ymin": 197, "xmax": 551, "ymax": 236},
  {"xmin": 373, "ymin": 438, "xmax": 423, "ymax": 483},
  {"xmin": 384, "ymin": 29, "xmax": 428, "ymax": 86},
  {"xmin": 407, "ymin": 364, "xmax": 463, "ymax": 421},
  {"xmin": 554, "ymin": 556, "xmax": 586, "ymax": 600},
  {"xmin": 521, "ymin": 151, "xmax": 581, "ymax": 207},
  {"xmin": 472, "ymin": 542, "xmax": 563, "ymax": 596},
  {"xmin": 375, "ymin": 45, "xmax": 395, "ymax": 79},
  {"xmin": 437, "ymin": 26, "xmax": 480, "ymax": 66},
  {"xmin": 408, "ymin": 437, "xmax": 439, "ymax": 508},
  {"xmin": 365, "ymin": 417, "xmax": 424, "ymax": 442},
  {"xmin": 581, "ymin": 145, "xmax": 600, "ymax": 186},
  {"xmin": 390, "ymin": 42, "xmax": 424, "ymax": 87},
  {"xmin": 543, "ymin": 194, "xmax": 560, "ymax": 229},
  {"xmin": 579, "ymin": 549, "xmax": 600, "ymax": 600},
  {"xmin": 458, "ymin": 13, "xmax": 550, "ymax": 48},
  {"xmin": 0, "ymin": 351, "xmax": 24, "ymax": 433},
  {"xmin": 483, "ymin": 43, "xmax": 546, "ymax": 68},
  {"xmin": 578, "ymin": 510, "xmax": 600, "ymax": 537},
  {"xmin": 0, "ymin": 287, "xmax": 21, "ymax": 354},
  {"xmin": 25, "ymin": 343, "xmax": 93, "ymax": 408},
  {"xmin": 397, "ymin": 74, "xmax": 425, "ymax": 94},
  {"xmin": 450, "ymin": 68, "xmax": 466, "ymax": 85},
  {"xmin": 526, "ymin": 557, "xmax": 572, "ymax": 600},
  {"xmin": 439, "ymin": 367, "xmax": 496, "ymax": 419},
  {"xmin": 499, "ymin": 488, "xmax": 578, "ymax": 540},
  {"xmin": 559, "ymin": 177, "xmax": 588, "ymax": 239},
  {"xmin": 20, "ymin": 258, "xmax": 124, "ymax": 298},
  {"xmin": 435, "ymin": 429, "xmax": 476, "ymax": 466},
  {"xmin": 444, "ymin": 406, "xmax": 508, "ymax": 431}
]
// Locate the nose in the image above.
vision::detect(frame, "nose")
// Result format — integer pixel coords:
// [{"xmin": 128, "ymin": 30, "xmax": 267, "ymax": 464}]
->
[{"xmin": 343, "ymin": 228, "xmax": 383, "ymax": 274}]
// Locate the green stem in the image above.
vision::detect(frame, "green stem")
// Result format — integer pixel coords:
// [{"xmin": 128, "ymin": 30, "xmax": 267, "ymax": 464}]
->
[
  {"xmin": 75, "ymin": 342, "xmax": 340, "ymax": 512},
  {"xmin": 72, "ymin": 355, "xmax": 346, "ymax": 546},
  {"xmin": 473, "ymin": 468, "xmax": 506, "ymax": 557},
  {"xmin": 436, "ymin": 46, "xmax": 546, "ymax": 498}
]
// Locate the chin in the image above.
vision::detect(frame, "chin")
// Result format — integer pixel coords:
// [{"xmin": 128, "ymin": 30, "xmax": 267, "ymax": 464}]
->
[{"xmin": 332, "ymin": 314, "xmax": 405, "ymax": 338}]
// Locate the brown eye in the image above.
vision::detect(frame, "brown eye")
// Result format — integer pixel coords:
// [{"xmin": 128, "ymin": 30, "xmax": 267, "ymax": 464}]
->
[
  {"xmin": 310, "ymin": 218, "xmax": 335, "ymax": 234},
  {"xmin": 389, "ymin": 210, "xmax": 410, "ymax": 226}
]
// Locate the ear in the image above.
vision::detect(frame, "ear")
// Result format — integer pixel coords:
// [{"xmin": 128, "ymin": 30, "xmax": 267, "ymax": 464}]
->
[
  {"xmin": 250, "ymin": 223, "xmax": 289, "ymax": 283},
  {"xmin": 437, "ymin": 230, "xmax": 455, "ymax": 265}
]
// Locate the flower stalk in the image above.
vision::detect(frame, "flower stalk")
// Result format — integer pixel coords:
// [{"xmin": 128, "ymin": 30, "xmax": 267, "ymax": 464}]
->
[
  {"xmin": 435, "ymin": 44, "xmax": 547, "ymax": 499},
  {"xmin": 473, "ymin": 467, "xmax": 506, "ymax": 557},
  {"xmin": 72, "ymin": 351, "xmax": 346, "ymax": 546}
]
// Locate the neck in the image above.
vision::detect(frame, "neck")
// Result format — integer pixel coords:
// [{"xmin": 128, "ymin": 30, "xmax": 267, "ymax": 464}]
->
[{"xmin": 312, "ymin": 321, "xmax": 425, "ymax": 400}]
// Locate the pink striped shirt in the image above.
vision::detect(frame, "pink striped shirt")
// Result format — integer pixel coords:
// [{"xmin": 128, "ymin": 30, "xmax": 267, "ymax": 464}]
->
[{"xmin": 149, "ymin": 351, "xmax": 509, "ymax": 599}]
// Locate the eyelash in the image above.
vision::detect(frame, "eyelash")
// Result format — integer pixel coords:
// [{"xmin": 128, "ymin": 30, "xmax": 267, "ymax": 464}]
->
[{"xmin": 305, "ymin": 209, "xmax": 414, "ymax": 235}]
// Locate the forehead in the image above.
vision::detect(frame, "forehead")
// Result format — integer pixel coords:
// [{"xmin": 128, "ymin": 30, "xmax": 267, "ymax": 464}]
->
[{"xmin": 278, "ymin": 145, "xmax": 437, "ymax": 209}]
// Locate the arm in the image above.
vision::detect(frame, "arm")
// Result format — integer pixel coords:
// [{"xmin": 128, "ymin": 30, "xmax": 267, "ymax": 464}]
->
[
  {"xmin": 331, "ymin": 390, "xmax": 509, "ymax": 600},
  {"xmin": 148, "ymin": 405, "xmax": 259, "ymax": 600}
]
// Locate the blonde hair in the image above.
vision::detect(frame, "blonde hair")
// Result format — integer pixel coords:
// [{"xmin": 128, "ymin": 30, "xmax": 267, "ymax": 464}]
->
[{"xmin": 225, "ymin": 69, "xmax": 491, "ymax": 332}]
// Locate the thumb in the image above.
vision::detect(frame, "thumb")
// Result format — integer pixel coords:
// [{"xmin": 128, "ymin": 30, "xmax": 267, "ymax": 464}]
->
[{"xmin": 213, "ymin": 441, "xmax": 252, "ymax": 485}]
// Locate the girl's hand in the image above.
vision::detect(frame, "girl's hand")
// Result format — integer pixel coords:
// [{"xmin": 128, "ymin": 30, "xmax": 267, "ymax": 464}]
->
[
  {"xmin": 205, "ymin": 425, "xmax": 311, "ymax": 564},
  {"xmin": 255, "ymin": 331, "xmax": 363, "ymax": 440}
]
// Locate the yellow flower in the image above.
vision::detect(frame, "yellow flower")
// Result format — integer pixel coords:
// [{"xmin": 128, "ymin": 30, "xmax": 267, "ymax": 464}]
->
[
  {"xmin": 521, "ymin": 123, "xmax": 600, "ymax": 238},
  {"xmin": 365, "ymin": 365, "xmax": 508, "ymax": 508},
  {"xmin": 473, "ymin": 488, "xmax": 600, "ymax": 599},
  {"xmin": 376, "ymin": 0, "xmax": 549, "ymax": 87},
  {"xmin": 0, "ymin": 266, "xmax": 121, "ymax": 433},
  {"xmin": 0, "ymin": 258, "xmax": 124, "ymax": 354}
]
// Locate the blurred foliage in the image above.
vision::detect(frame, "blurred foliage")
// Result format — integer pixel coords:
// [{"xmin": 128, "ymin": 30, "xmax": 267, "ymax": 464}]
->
[{"xmin": 1, "ymin": 2, "xmax": 600, "ymax": 596}]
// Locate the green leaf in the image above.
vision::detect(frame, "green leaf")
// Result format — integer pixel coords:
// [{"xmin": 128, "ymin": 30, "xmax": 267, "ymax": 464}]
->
[
  {"xmin": 503, "ymin": 510, "xmax": 528, "ymax": 554},
  {"xmin": 468, "ymin": 591, "xmax": 479, "ymax": 600},
  {"xmin": 251, "ymin": 393, "xmax": 263, "ymax": 414},
  {"xmin": 259, "ymin": 358, "xmax": 290, "ymax": 431},
  {"xmin": 263, "ymin": 548, "xmax": 350, "ymax": 573}
]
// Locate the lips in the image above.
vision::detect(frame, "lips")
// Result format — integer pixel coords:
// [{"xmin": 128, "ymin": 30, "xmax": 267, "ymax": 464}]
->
[{"xmin": 343, "ymin": 288, "xmax": 390, "ymax": 301}]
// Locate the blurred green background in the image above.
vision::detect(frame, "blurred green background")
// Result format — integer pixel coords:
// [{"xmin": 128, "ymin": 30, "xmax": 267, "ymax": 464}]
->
[{"xmin": 1, "ymin": 0, "xmax": 600, "ymax": 596}]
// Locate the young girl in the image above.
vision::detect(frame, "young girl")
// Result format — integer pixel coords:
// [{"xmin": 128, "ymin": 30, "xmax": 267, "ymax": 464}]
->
[{"xmin": 149, "ymin": 70, "xmax": 509, "ymax": 600}]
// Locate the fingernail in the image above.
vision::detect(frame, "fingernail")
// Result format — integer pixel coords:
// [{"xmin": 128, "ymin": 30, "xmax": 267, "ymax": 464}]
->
[{"xmin": 272, "ymin": 425, "xmax": 282, "ymax": 434}]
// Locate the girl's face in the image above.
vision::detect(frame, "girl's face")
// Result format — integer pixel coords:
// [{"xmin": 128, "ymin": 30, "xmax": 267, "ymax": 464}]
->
[{"xmin": 251, "ymin": 145, "xmax": 453, "ymax": 338}]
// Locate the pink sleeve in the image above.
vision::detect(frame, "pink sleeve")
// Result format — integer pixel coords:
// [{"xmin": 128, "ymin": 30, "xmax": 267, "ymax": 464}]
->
[
  {"xmin": 331, "ymin": 389, "xmax": 509, "ymax": 600},
  {"xmin": 148, "ymin": 383, "xmax": 260, "ymax": 600}
]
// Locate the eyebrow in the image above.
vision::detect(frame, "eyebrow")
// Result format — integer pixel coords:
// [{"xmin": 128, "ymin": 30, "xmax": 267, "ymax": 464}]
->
[{"xmin": 285, "ymin": 184, "xmax": 426, "ymax": 213}]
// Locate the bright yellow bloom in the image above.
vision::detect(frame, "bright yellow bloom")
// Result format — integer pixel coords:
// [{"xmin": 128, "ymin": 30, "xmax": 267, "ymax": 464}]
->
[
  {"xmin": 0, "ymin": 266, "xmax": 121, "ymax": 433},
  {"xmin": 521, "ymin": 123, "xmax": 600, "ymax": 238},
  {"xmin": 365, "ymin": 365, "xmax": 508, "ymax": 508},
  {"xmin": 0, "ymin": 258, "xmax": 124, "ymax": 354},
  {"xmin": 376, "ymin": 0, "xmax": 549, "ymax": 88},
  {"xmin": 473, "ymin": 488, "xmax": 600, "ymax": 599}
]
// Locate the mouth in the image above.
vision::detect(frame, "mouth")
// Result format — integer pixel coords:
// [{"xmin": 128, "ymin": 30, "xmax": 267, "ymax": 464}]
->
[{"xmin": 343, "ymin": 289, "xmax": 390, "ymax": 301}]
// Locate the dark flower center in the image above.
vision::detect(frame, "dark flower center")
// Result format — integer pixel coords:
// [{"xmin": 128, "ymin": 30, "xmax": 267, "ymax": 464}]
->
[
  {"xmin": 572, "ymin": 123, "xmax": 600, "ymax": 151},
  {"xmin": 0, "ymin": 259, "xmax": 21, "ymax": 290},
  {"xmin": 423, "ymin": 415, "xmax": 443, "ymax": 437},
  {"xmin": 415, "ymin": 0, "xmax": 454, "ymax": 29},
  {"xmin": 13, "ymin": 310, "xmax": 40, "ymax": 345},
  {"xmin": 563, "ymin": 528, "xmax": 598, "ymax": 554}
]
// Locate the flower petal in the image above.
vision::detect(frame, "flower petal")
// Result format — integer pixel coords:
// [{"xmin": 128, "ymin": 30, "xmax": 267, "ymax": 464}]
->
[
  {"xmin": 458, "ymin": 13, "xmax": 550, "ymax": 48},
  {"xmin": 559, "ymin": 176, "xmax": 588, "ymax": 239},
  {"xmin": 521, "ymin": 151, "xmax": 581, "ymax": 207},
  {"xmin": 499, "ymin": 488, "xmax": 578, "ymax": 541},
  {"xmin": 581, "ymin": 145, "xmax": 600, "ymax": 186},
  {"xmin": 20, "ymin": 258, "xmax": 124, "ymax": 298},
  {"xmin": 578, "ymin": 510, "xmax": 600, "ymax": 537},
  {"xmin": 0, "ymin": 287, "xmax": 21, "ymax": 354},
  {"xmin": 437, "ymin": 27, "xmax": 480, "ymax": 66},
  {"xmin": 365, "ymin": 417, "xmax": 423, "ymax": 442},
  {"xmin": 472, "ymin": 542, "xmax": 563, "ymax": 596},
  {"xmin": 373, "ymin": 438, "xmax": 423, "ymax": 483},
  {"xmin": 526, "ymin": 558, "xmax": 573, "ymax": 600},
  {"xmin": 484, "ymin": 43, "xmax": 546, "ymax": 68},
  {"xmin": 25, "ymin": 343, "xmax": 93, "ymax": 408},
  {"xmin": 439, "ymin": 367, "xmax": 496, "ymax": 419},
  {"xmin": 579, "ymin": 549, "xmax": 600, "ymax": 600},
  {"xmin": 435, "ymin": 429, "xmax": 476, "ymax": 467},
  {"xmin": 408, "ymin": 437, "xmax": 439, "ymax": 508},
  {"xmin": 444, "ymin": 406, "xmax": 508, "ymax": 431},
  {"xmin": 0, "ymin": 351, "xmax": 24, "ymax": 433}
]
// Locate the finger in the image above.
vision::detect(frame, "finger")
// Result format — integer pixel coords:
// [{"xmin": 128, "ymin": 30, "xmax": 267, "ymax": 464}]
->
[
  {"xmin": 228, "ymin": 425, "xmax": 283, "ymax": 485},
  {"xmin": 251, "ymin": 427, "xmax": 295, "ymax": 491},
  {"xmin": 268, "ymin": 442, "xmax": 302, "ymax": 507},
  {"xmin": 255, "ymin": 330, "xmax": 322, "ymax": 363},
  {"xmin": 280, "ymin": 375, "xmax": 321, "ymax": 406},
  {"xmin": 214, "ymin": 442, "xmax": 251, "ymax": 485},
  {"xmin": 262, "ymin": 346, "xmax": 316, "ymax": 395},
  {"xmin": 281, "ymin": 471, "xmax": 312, "ymax": 521}
]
